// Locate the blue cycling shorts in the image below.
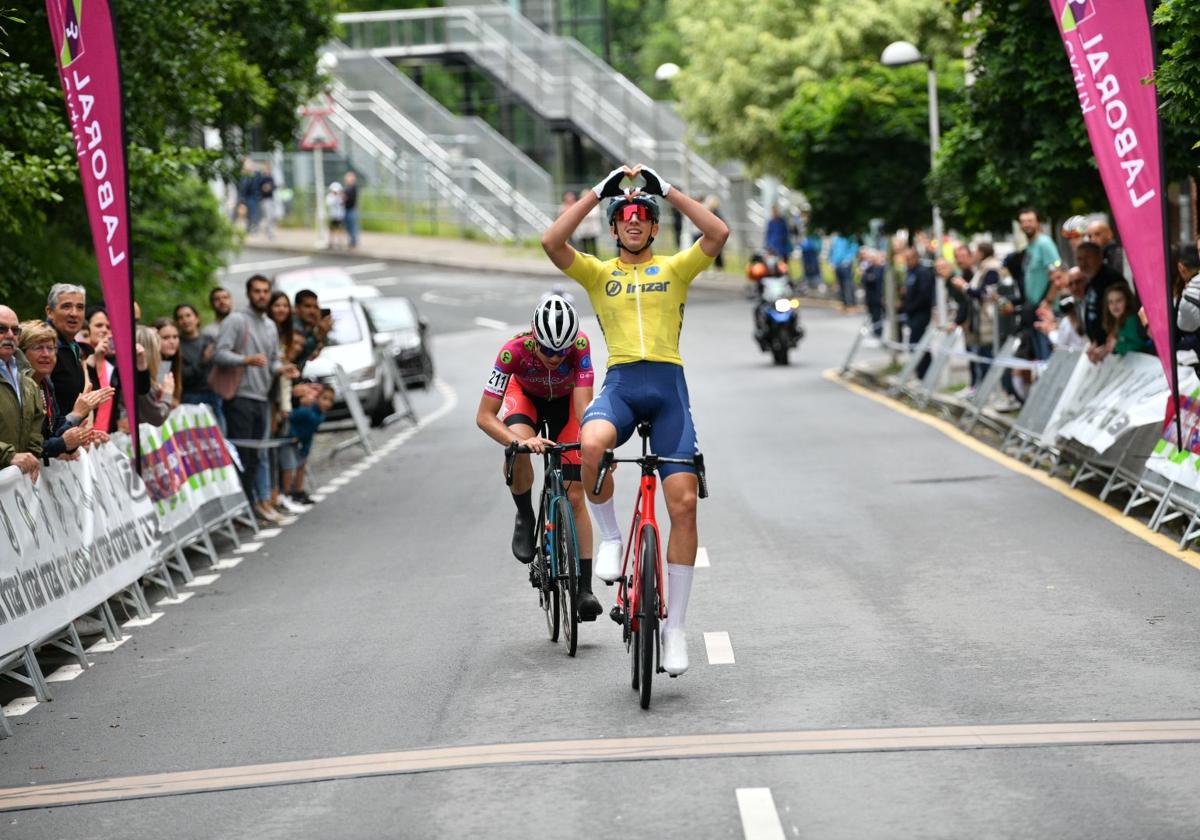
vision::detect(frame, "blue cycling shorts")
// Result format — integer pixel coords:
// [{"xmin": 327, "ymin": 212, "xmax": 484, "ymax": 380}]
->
[{"xmin": 582, "ymin": 361, "xmax": 698, "ymax": 477}]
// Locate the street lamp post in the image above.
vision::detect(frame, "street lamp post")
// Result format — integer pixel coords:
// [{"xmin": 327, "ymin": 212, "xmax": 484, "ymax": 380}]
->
[
  {"xmin": 881, "ymin": 40, "xmax": 946, "ymax": 326},
  {"xmin": 315, "ymin": 51, "xmax": 339, "ymax": 248}
]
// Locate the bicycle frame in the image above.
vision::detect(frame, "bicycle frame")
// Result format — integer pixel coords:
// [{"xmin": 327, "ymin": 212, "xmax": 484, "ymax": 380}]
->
[
  {"xmin": 537, "ymin": 450, "xmax": 581, "ymax": 585},
  {"xmin": 507, "ymin": 442, "xmax": 582, "ymax": 586},
  {"xmin": 618, "ymin": 468, "xmax": 666, "ymax": 630}
]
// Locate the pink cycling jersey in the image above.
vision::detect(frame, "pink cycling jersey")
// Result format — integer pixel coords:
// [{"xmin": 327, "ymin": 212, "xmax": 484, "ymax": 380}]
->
[{"xmin": 482, "ymin": 330, "xmax": 594, "ymax": 400}]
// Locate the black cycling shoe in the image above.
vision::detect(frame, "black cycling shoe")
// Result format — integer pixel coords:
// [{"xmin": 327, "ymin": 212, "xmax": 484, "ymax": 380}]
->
[
  {"xmin": 512, "ymin": 510, "xmax": 535, "ymax": 564},
  {"xmin": 578, "ymin": 590, "xmax": 603, "ymax": 622}
]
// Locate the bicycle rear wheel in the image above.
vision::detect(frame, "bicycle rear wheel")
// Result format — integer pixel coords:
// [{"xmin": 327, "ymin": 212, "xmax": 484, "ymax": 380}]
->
[
  {"xmin": 554, "ymin": 498, "xmax": 579, "ymax": 657},
  {"xmin": 637, "ymin": 527, "xmax": 659, "ymax": 710}
]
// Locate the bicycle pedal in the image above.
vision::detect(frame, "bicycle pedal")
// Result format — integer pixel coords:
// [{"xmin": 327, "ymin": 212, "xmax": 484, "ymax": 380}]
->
[{"xmin": 609, "ymin": 606, "xmax": 624, "ymax": 625}]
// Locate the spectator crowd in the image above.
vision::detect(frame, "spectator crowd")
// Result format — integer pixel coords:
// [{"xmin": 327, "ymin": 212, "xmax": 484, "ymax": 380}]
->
[
  {"xmin": 764, "ymin": 202, "xmax": 1197, "ymax": 409},
  {"xmin": 0, "ymin": 278, "xmax": 342, "ymax": 528}
]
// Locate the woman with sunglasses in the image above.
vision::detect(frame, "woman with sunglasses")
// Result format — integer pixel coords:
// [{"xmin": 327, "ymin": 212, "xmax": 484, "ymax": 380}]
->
[
  {"xmin": 475, "ymin": 294, "xmax": 603, "ymax": 622},
  {"xmin": 540, "ymin": 163, "xmax": 729, "ymax": 677}
]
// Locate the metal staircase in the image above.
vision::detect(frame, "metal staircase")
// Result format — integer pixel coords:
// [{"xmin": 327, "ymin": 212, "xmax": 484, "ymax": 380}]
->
[
  {"xmin": 335, "ymin": 5, "xmax": 746, "ymax": 231},
  {"xmin": 326, "ymin": 44, "xmax": 556, "ymax": 241}
]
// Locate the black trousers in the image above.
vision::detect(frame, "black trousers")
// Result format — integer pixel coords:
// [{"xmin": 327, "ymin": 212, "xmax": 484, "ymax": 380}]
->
[
  {"xmin": 908, "ymin": 312, "xmax": 932, "ymax": 378},
  {"xmin": 224, "ymin": 396, "xmax": 267, "ymax": 503}
]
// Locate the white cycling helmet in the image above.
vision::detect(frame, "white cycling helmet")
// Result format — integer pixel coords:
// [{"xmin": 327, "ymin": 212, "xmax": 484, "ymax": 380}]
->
[{"xmin": 532, "ymin": 294, "xmax": 579, "ymax": 352}]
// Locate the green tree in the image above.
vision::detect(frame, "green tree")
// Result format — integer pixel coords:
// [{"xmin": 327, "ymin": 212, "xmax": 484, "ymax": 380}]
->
[
  {"xmin": 780, "ymin": 60, "xmax": 960, "ymax": 232},
  {"xmin": 927, "ymin": 1, "xmax": 1107, "ymax": 231},
  {"xmin": 667, "ymin": 0, "xmax": 957, "ymax": 177},
  {"xmin": 930, "ymin": 0, "xmax": 1199, "ymax": 232},
  {"xmin": 1, "ymin": 1, "xmax": 334, "ymax": 320},
  {"xmin": 1155, "ymin": 0, "xmax": 1200, "ymax": 148}
]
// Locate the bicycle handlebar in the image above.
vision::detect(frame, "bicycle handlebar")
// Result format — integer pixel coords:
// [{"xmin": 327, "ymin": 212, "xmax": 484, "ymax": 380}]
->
[
  {"xmin": 503, "ymin": 441, "xmax": 582, "ymax": 487},
  {"xmin": 592, "ymin": 449, "xmax": 709, "ymax": 500}
]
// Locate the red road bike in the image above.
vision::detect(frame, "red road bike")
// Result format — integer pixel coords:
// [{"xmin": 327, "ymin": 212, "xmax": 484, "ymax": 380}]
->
[{"xmin": 594, "ymin": 423, "xmax": 707, "ymax": 709}]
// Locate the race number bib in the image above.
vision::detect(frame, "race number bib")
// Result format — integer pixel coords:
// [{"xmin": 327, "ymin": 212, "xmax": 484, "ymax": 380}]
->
[{"xmin": 484, "ymin": 367, "xmax": 511, "ymax": 396}]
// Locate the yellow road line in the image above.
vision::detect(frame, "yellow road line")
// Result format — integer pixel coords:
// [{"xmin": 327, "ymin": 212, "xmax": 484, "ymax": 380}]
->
[
  {"xmin": 4, "ymin": 719, "xmax": 1200, "ymax": 812},
  {"xmin": 823, "ymin": 369, "xmax": 1199, "ymax": 569}
]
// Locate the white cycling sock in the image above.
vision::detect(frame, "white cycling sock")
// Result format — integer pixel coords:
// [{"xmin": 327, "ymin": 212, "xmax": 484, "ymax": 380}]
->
[
  {"xmin": 587, "ymin": 498, "xmax": 622, "ymax": 542},
  {"xmin": 664, "ymin": 563, "xmax": 694, "ymax": 633}
]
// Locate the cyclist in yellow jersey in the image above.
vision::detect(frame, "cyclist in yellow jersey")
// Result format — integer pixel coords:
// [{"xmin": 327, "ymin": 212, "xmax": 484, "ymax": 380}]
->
[{"xmin": 541, "ymin": 163, "xmax": 729, "ymax": 676}]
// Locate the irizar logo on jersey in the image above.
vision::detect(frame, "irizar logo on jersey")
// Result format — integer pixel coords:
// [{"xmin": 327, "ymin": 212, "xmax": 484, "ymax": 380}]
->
[{"xmin": 625, "ymin": 280, "xmax": 671, "ymax": 294}]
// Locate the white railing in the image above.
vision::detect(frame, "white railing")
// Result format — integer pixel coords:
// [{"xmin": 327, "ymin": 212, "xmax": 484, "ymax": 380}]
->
[{"xmin": 336, "ymin": 6, "xmax": 731, "ymax": 199}]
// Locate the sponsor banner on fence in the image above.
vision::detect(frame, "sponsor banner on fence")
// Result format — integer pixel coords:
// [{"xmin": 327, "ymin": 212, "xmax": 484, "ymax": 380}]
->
[
  {"xmin": 1146, "ymin": 382, "xmax": 1200, "ymax": 493},
  {"xmin": 0, "ymin": 443, "xmax": 159, "ymax": 657},
  {"xmin": 1053, "ymin": 352, "xmax": 1174, "ymax": 453},
  {"xmin": 133, "ymin": 404, "xmax": 241, "ymax": 533}
]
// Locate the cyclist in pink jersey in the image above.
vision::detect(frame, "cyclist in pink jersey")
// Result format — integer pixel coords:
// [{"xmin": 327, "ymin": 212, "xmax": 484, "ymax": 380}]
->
[{"xmin": 476, "ymin": 295, "xmax": 603, "ymax": 620}]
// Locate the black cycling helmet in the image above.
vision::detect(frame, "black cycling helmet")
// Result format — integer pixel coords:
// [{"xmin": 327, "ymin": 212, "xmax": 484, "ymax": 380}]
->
[{"xmin": 606, "ymin": 195, "xmax": 661, "ymax": 226}]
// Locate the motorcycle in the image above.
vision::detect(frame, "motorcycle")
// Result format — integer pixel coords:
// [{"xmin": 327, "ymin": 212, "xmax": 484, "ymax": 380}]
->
[{"xmin": 754, "ymin": 276, "xmax": 804, "ymax": 365}]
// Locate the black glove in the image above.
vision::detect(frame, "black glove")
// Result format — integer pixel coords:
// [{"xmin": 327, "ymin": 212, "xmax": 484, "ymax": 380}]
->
[
  {"xmin": 591, "ymin": 167, "xmax": 628, "ymax": 200},
  {"xmin": 637, "ymin": 165, "xmax": 672, "ymax": 197}
]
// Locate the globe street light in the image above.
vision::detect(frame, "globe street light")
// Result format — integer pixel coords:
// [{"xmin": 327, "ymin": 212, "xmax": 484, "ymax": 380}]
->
[
  {"xmin": 655, "ymin": 62, "xmax": 680, "ymax": 82},
  {"xmin": 882, "ymin": 40, "xmax": 946, "ymax": 325}
]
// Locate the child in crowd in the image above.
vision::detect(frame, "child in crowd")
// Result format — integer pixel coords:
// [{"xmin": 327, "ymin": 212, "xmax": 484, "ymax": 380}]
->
[
  {"xmin": 1102, "ymin": 283, "xmax": 1151, "ymax": 357},
  {"xmin": 279, "ymin": 383, "xmax": 334, "ymax": 505}
]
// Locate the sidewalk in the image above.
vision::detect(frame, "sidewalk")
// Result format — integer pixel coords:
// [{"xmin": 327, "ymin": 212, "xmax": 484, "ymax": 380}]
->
[{"xmin": 244, "ymin": 227, "xmax": 752, "ymax": 294}]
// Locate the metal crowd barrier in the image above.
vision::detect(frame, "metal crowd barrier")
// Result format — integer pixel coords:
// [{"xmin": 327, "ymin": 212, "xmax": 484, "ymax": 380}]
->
[
  {"xmin": 1000, "ymin": 349, "xmax": 1082, "ymax": 469},
  {"xmin": 1, "ymin": 419, "xmax": 269, "ymax": 738}
]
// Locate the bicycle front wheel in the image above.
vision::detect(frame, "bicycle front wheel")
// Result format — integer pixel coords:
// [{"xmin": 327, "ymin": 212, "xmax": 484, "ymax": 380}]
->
[
  {"xmin": 554, "ymin": 498, "xmax": 579, "ymax": 658},
  {"xmin": 637, "ymin": 526, "xmax": 659, "ymax": 710}
]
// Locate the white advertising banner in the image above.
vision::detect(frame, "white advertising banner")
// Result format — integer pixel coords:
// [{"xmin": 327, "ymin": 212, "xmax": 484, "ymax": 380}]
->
[
  {"xmin": 1145, "ymin": 376, "xmax": 1200, "ymax": 493},
  {"xmin": 0, "ymin": 443, "xmax": 160, "ymax": 657},
  {"xmin": 1054, "ymin": 352, "xmax": 1172, "ymax": 454}
]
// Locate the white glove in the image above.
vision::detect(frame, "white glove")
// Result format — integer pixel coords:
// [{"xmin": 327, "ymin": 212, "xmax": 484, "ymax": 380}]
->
[
  {"xmin": 636, "ymin": 165, "xmax": 672, "ymax": 197},
  {"xmin": 592, "ymin": 167, "xmax": 628, "ymax": 200}
]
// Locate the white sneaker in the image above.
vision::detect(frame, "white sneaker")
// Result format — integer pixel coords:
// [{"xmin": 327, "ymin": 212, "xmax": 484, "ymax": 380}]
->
[
  {"xmin": 276, "ymin": 495, "xmax": 310, "ymax": 514},
  {"xmin": 595, "ymin": 538, "xmax": 623, "ymax": 583},
  {"xmin": 662, "ymin": 627, "xmax": 689, "ymax": 676}
]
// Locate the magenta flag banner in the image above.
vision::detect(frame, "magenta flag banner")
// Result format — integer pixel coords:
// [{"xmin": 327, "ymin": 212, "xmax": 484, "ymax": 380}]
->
[
  {"xmin": 44, "ymin": 0, "xmax": 138, "ymax": 462},
  {"xmin": 1050, "ymin": 0, "xmax": 1172, "ymax": 384}
]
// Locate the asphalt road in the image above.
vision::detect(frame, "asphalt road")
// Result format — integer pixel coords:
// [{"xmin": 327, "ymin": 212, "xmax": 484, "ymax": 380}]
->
[{"xmin": 4, "ymin": 250, "xmax": 1200, "ymax": 838}]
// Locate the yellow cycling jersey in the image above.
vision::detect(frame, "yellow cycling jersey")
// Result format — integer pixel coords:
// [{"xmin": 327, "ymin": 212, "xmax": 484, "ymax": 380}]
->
[{"xmin": 562, "ymin": 241, "xmax": 714, "ymax": 367}]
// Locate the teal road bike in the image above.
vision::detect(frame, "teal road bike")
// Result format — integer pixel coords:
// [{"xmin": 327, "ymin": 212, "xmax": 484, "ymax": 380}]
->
[{"xmin": 505, "ymin": 441, "xmax": 582, "ymax": 656}]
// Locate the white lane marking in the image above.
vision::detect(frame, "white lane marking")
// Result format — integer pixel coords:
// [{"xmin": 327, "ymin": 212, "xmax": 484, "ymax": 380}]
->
[
  {"xmin": 235, "ymin": 541, "xmax": 264, "ymax": 554},
  {"xmin": 736, "ymin": 789, "xmax": 786, "ymax": 840},
  {"xmin": 224, "ymin": 256, "xmax": 311, "ymax": 274},
  {"xmin": 342, "ymin": 469, "xmax": 364, "ymax": 479},
  {"xmin": 329, "ymin": 477, "xmax": 351, "ymax": 487},
  {"xmin": 158, "ymin": 592, "xmax": 195, "ymax": 606},
  {"xmin": 309, "ymin": 494, "xmax": 326, "ymax": 503},
  {"xmin": 695, "ymin": 547, "xmax": 711, "ymax": 568},
  {"xmin": 187, "ymin": 574, "xmax": 220, "ymax": 587},
  {"xmin": 4, "ymin": 697, "xmax": 39, "ymax": 717},
  {"xmin": 257, "ymin": 528, "xmax": 282, "ymax": 539},
  {"xmin": 704, "ymin": 631, "xmax": 736, "ymax": 665},
  {"xmin": 421, "ymin": 291, "xmax": 469, "ymax": 307},
  {"xmin": 212, "ymin": 557, "xmax": 243, "ymax": 570},
  {"xmin": 369, "ymin": 276, "xmax": 399, "ymax": 287},
  {"xmin": 474, "ymin": 316, "xmax": 509, "ymax": 330},
  {"xmin": 316, "ymin": 484, "xmax": 339, "ymax": 495},
  {"xmin": 342, "ymin": 262, "xmax": 389, "ymax": 275},
  {"xmin": 123, "ymin": 612, "xmax": 165, "ymax": 628},
  {"xmin": 46, "ymin": 664, "xmax": 86, "ymax": 683},
  {"xmin": 87, "ymin": 636, "xmax": 128, "ymax": 653}
]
